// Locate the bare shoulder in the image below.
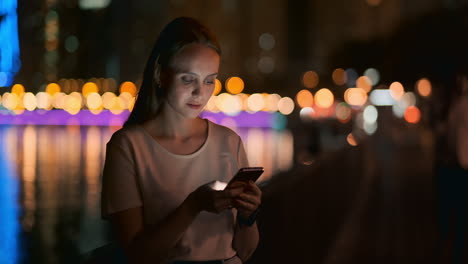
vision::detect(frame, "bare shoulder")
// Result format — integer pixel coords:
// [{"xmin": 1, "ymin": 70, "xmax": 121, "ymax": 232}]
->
[{"xmin": 207, "ymin": 119, "xmax": 241, "ymax": 140}]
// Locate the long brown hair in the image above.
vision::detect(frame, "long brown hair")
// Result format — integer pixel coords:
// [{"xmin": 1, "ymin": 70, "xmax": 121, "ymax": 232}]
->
[{"xmin": 124, "ymin": 17, "xmax": 221, "ymax": 127}]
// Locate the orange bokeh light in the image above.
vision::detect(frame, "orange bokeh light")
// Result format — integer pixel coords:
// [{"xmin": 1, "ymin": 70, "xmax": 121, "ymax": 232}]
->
[
  {"xmin": 404, "ymin": 106, "xmax": 421, "ymax": 124},
  {"xmin": 302, "ymin": 71, "xmax": 319, "ymax": 89},
  {"xmin": 296, "ymin": 89, "xmax": 314, "ymax": 108},
  {"xmin": 416, "ymin": 78, "xmax": 432, "ymax": 97},
  {"xmin": 120, "ymin": 81, "xmax": 137, "ymax": 96},
  {"xmin": 389, "ymin": 82, "xmax": 405, "ymax": 100}
]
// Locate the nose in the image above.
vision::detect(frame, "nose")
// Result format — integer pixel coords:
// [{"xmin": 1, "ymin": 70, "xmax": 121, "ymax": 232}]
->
[{"xmin": 192, "ymin": 82, "xmax": 201, "ymax": 96}]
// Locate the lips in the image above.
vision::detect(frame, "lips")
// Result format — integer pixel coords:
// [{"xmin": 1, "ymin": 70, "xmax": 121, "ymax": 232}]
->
[{"xmin": 187, "ymin": 103, "xmax": 202, "ymax": 109}]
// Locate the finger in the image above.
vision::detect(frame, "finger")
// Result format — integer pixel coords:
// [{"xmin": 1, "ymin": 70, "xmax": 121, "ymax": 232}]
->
[
  {"xmin": 223, "ymin": 187, "xmax": 244, "ymax": 198},
  {"xmin": 241, "ymin": 182, "xmax": 261, "ymax": 196},
  {"xmin": 233, "ymin": 198, "xmax": 257, "ymax": 212},
  {"xmin": 236, "ymin": 193, "xmax": 260, "ymax": 207},
  {"xmin": 225, "ymin": 181, "xmax": 246, "ymax": 191},
  {"xmin": 227, "ymin": 181, "xmax": 246, "ymax": 189},
  {"xmin": 214, "ymin": 197, "xmax": 233, "ymax": 212}
]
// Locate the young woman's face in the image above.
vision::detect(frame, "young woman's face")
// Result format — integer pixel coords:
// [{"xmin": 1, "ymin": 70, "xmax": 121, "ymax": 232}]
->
[{"xmin": 162, "ymin": 43, "xmax": 220, "ymax": 119}]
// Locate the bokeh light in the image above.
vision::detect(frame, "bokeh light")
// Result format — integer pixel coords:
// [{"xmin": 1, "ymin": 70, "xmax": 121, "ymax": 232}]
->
[
  {"xmin": 389, "ymin": 82, "xmax": 405, "ymax": 100},
  {"xmin": 314, "ymin": 88, "xmax": 334, "ymax": 108},
  {"xmin": 364, "ymin": 68, "xmax": 380, "ymax": 85},
  {"xmin": 102, "ymin": 92, "xmax": 117, "ymax": 109},
  {"xmin": 347, "ymin": 133, "xmax": 358, "ymax": 146},
  {"xmin": 86, "ymin": 92, "xmax": 102, "ymax": 110},
  {"xmin": 52, "ymin": 92, "xmax": 66, "ymax": 109},
  {"xmin": 258, "ymin": 56, "xmax": 275, "ymax": 74},
  {"xmin": 278, "ymin": 97, "xmax": 294, "ymax": 115},
  {"xmin": 226, "ymin": 77, "xmax": 244, "ymax": 94},
  {"xmin": 213, "ymin": 79, "xmax": 222, "ymax": 95},
  {"xmin": 216, "ymin": 93, "xmax": 242, "ymax": 116},
  {"xmin": 46, "ymin": 83, "xmax": 61, "ymax": 95},
  {"xmin": 332, "ymin": 68, "xmax": 347, "ymax": 86},
  {"xmin": 247, "ymin": 93, "xmax": 265, "ymax": 112},
  {"xmin": 119, "ymin": 81, "xmax": 137, "ymax": 96},
  {"xmin": 299, "ymin": 107, "xmax": 315, "ymax": 122},
  {"xmin": 36, "ymin": 92, "xmax": 52, "ymax": 110},
  {"xmin": 416, "ymin": 78, "xmax": 432, "ymax": 97},
  {"xmin": 23, "ymin": 93, "xmax": 37, "ymax": 111},
  {"xmin": 344, "ymin": 88, "xmax": 367, "ymax": 106},
  {"xmin": 11, "ymin": 84, "xmax": 25, "ymax": 95},
  {"xmin": 363, "ymin": 105, "xmax": 378, "ymax": 124},
  {"xmin": 265, "ymin": 94, "xmax": 281, "ymax": 112},
  {"xmin": 2, "ymin": 92, "xmax": 18, "ymax": 110},
  {"xmin": 82, "ymin": 82, "xmax": 99, "ymax": 97},
  {"xmin": 302, "ymin": 71, "xmax": 319, "ymax": 89},
  {"xmin": 356, "ymin": 76, "xmax": 372, "ymax": 93},
  {"xmin": 364, "ymin": 121, "xmax": 378, "ymax": 135},
  {"xmin": 404, "ymin": 106, "xmax": 421, "ymax": 124},
  {"xmin": 295, "ymin": 89, "xmax": 314, "ymax": 108},
  {"xmin": 335, "ymin": 102, "xmax": 352, "ymax": 123},
  {"xmin": 258, "ymin": 33, "xmax": 275, "ymax": 51},
  {"xmin": 369, "ymin": 89, "xmax": 395, "ymax": 106},
  {"xmin": 345, "ymin": 68, "xmax": 358, "ymax": 87}
]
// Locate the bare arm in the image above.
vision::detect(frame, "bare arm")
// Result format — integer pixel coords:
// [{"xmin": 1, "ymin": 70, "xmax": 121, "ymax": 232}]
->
[
  {"xmin": 233, "ymin": 221, "xmax": 259, "ymax": 261},
  {"xmin": 231, "ymin": 181, "xmax": 262, "ymax": 262},
  {"xmin": 109, "ymin": 195, "xmax": 199, "ymax": 264},
  {"xmin": 109, "ymin": 183, "xmax": 244, "ymax": 264}
]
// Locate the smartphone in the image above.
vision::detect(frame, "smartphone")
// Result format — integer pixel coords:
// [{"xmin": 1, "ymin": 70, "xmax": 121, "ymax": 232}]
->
[{"xmin": 226, "ymin": 167, "xmax": 264, "ymax": 188}]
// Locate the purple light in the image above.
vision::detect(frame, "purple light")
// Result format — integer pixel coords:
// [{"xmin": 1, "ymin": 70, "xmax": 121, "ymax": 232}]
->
[{"xmin": 0, "ymin": 110, "xmax": 283, "ymax": 128}]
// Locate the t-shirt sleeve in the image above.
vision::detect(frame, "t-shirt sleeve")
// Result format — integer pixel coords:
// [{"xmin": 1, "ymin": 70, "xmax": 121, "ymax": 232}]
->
[
  {"xmin": 101, "ymin": 137, "xmax": 143, "ymax": 220},
  {"xmin": 236, "ymin": 136, "xmax": 250, "ymax": 168}
]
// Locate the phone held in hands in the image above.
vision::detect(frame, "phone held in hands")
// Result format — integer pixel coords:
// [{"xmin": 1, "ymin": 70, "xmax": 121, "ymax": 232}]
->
[{"xmin": 226, "ymin": 167, "xmax": 264, "ymax": 189}]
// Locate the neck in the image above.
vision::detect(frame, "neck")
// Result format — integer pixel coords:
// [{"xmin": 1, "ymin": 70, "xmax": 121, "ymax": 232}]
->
[{"xmin": 151, "ymin": 104, "xmax": 202, "ymax": 139}]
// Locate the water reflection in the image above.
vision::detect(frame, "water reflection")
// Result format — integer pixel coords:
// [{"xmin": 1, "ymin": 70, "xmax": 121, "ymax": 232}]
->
[
  {"xmin": 0, "ymin": 126, "xmax": 20, "ymax": 264},
  {"xmin": 0, "ymin": 124, "xmax": 292, "ymax": 263}
]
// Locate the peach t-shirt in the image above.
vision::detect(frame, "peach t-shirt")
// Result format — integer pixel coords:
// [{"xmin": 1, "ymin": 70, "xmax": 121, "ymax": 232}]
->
[{"xmin": 100, "ymin": 119, "xmax": 249, "ymax": 261}]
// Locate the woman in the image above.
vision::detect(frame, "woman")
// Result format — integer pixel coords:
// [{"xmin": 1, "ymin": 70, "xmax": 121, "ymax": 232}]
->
[{"xmin": 101, "ymin": 17, "xmax": 261, "ymax": 264}]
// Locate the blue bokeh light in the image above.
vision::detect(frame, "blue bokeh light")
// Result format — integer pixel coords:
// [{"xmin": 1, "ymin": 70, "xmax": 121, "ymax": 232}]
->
[{"xmin": 0, "ymin": 0, "xmax": 21, "ymax": 87}]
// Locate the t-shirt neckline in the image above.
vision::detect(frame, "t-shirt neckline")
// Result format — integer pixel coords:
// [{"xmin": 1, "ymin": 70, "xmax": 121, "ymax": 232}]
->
[{"xmin": 137, "ymin": 119, "xmax": 211, "ymax": 158}]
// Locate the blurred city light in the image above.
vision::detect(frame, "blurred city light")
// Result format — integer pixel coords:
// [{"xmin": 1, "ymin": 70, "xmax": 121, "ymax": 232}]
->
[
  {"xmin": 0, "ymin": 0, "xmax": 21, "ymax": 87},
  {"xmin": 389, "ymin": 82, "xmax": 405, "ymax": 100},
  {"xmin": 344, "ymin": 88, "xmax": 368, "ymax": 106},
  {"xmin": 119, "ymin": 81, "xmax": 137, "ymax": 96},
  {"xmin": 404, "ymin": 106, "xmax": 421, "ymax": 124},
  {"xmin": 295, "ymin": 89, "xmax": 314, "ymax": 108},
  {"xmin": 416, "ymin": 78, "xmax": 432, "ymax": 97},
  {"xmin": 258, "ymin": 56, "xmax": 275, "ymax": 74},
  {"xmin": 277, "ymin": 97, "xmax": 294, "ymax": 115},
  {"xmin": 45, "ymin": 83, "xmax": 60, "ymax": 95},
  {"xmin": 213, "ymin": 79, "xmax": 222, "ymax": 95},
  {"xmin": 345, "ymin": 68, "xmax": 358, "ymax": 87},
  {"xmin": 364, "ymin": 68, "xmax": 380, "ymax": 86},
  {"xmin": 369, "ymin": 89, "xmax": 395, "ymax": 106},
  {"xmin": 258, "ymin": 33, "xmax": 276, "ymax": 51},
  {"xmin": 356, "ymin": 76, "xmax": 372, "ymax": 93},
  {"xmin": 347, "ymin": 133, "xmax": 358, "ymax": 146},
  {"xmin": 225, "ymin": 77, "xmax": 244, "ymax": 94},
  {"xmin": 363, "ymin": 105, "xmax": 378, "ymax": 124},
  {"xmin": 314, "ymin": 88, "xmax": 334, "ymax": 108},
  {"xmin": 302, "ymin": 71, "xmax": 319, "ymax": 89},
  {"xmin": 332, "ymin": 68, "xmax": 347, "ymax": 86}
]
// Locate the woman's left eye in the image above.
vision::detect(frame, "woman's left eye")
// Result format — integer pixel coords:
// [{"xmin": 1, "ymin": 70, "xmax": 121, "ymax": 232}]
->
[{"xmin": 181, "ymin": 77, "xmax": 194, "ymax": 84}]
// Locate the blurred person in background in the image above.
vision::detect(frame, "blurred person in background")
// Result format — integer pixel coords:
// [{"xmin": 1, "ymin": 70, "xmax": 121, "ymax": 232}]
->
[
  {"xmin": 88, "ymin": 17, "xmax": 262, "ymax": 264},
  {"xmin": 433, "ymin": 72, "xmax": 468, "ymax": 264}
]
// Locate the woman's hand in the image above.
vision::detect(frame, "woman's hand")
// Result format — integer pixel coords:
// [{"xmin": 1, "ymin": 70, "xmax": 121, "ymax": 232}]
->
[
  {"xmin": 232, "ymin": 181, "xmax": 262, "ymax": 219},
  {"xmin": 188, "ymin": 181, "xmax": 245, "ymax": 214}
]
